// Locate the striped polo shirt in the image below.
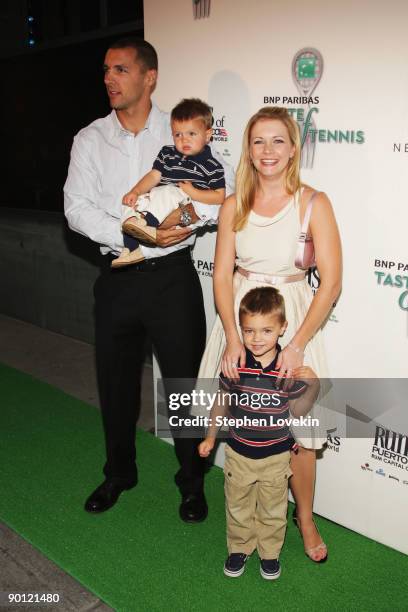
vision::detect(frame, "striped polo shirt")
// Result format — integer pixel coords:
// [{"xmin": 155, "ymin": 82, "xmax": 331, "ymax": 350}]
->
[
  {"xmin": 220, "ymin": 347, "xmax": 307, "ymax": 459},
  {"xmin": 152, "ymin": 145, "xmax": 225, "ymax": 191}
]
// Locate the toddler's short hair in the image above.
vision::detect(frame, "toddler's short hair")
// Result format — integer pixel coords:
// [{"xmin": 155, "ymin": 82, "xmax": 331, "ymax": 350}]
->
[
  {"xmin": 239, "ymin": 287, "xmax": 286, "ymax": 324},
  {"xmin": 171, "ymin": 98, "xmax": 213, "ymax": 129}
]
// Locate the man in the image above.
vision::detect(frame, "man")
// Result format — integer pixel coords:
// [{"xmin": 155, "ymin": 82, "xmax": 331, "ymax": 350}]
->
[{"xmin": 64, "ymin": 37, "xmax": 233, "ymax": 522}]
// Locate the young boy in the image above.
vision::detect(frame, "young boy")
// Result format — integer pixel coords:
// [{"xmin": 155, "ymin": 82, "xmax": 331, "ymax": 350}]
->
[
  {"xmin": 112, "ymin": 98, "xmax": 226, "ymax": 267},
  {"xmin": 198, "ymin": 287, "xmax": 319, "ymax": 580}
]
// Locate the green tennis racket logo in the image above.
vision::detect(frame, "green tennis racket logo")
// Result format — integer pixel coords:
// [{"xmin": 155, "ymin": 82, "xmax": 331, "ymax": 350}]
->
[
  {"xmin": 292, "ymin": 48, "xmax": 323, "ymax": 168},
  {"xmin": 292, "ymin": 48, "xmax": 323, "ymax": 97},
  {"xmin": 298, "ymin": 57, "xmax": 316, "ymax": 79}
]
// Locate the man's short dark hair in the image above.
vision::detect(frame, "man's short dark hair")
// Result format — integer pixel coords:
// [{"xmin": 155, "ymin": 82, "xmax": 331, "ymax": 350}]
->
[
  {"xmin": 239, "ymin": 287, "xmax": 286, "ymax": 324},
  {"xmin": 171, "ymin": 98, "xmax": 213, "ymax": 129},
  {"xmin": 109, "ymin": 37, "xmax": 158, "ymax": 72}
]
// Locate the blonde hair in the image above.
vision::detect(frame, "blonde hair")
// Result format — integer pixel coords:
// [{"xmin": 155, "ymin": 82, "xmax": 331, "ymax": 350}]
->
[{"xmin": 234, "ymin": 107, "xmax": 302, "ymax": 231}]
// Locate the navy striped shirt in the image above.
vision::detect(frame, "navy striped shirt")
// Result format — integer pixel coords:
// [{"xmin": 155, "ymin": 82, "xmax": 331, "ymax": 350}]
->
[
  {"xmin": 152, "ymin": 145, "xmax": 225, "ymax": 191},
  {"xmin": 220, "ymin": 347, "xmax": 307, "ymax": 459}
]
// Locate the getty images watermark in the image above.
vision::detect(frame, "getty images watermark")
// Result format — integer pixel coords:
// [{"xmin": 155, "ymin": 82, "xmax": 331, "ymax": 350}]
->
[
  {"xmin": 164, "ymin": 388, "xmax": 319, "ymax": 432},
  {"xmin": 156, "ymin": 378, "xmax": 408, "ymax": 440}
]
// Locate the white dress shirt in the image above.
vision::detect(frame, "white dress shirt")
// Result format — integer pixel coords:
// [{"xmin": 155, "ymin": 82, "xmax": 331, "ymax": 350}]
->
[{"xmin": 64, "ymin": 104, "xmax": 235, "ymax": 256}]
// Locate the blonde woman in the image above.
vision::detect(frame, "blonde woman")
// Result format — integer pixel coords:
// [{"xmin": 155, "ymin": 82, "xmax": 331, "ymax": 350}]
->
[{"xmin": 198, "ymin": 107, "xmax": 342, "ymax": 562}]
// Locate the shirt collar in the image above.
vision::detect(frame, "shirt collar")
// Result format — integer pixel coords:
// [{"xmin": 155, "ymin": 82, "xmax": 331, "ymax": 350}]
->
[
  {"xmin": 245, "ymin": 345, "xmax": 281, "ymax": 372},
  {"xmin": 110, "ymin": 103, "xmax": 164, "ymax": 139},
  {"xmin": 172, "ymin": 144, "xmax": 212, "ymax": 163}
]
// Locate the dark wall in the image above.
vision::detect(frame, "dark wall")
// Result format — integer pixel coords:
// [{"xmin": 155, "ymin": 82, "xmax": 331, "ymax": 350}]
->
[
  {"xmin": 0, "ymin": 207, "xmax": 100, "ymax": 342},
  {"xmin": 1, "ymin": 29, "xmax": 142, "ymax": 212},
  {"xmin": 0, "ymin": 3, "xmax": 149, "ymax": 348}
]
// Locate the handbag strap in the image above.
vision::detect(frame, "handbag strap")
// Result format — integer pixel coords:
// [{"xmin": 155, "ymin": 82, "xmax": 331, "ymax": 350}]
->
[{"xmin": 300, "ymin": 190, "xmax": 319, "ymax": 236}]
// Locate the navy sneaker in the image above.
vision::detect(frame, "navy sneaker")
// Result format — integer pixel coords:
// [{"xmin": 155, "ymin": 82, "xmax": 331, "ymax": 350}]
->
[
  {"xmin": 224, "ymin": 553, "xmax": 249, "ymax": 577},
  {"xmin": 260, "ymin": 558, "xmax": 281, "ymax": 580}
]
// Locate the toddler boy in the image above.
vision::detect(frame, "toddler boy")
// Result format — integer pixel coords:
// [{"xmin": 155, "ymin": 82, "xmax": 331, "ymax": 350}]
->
[{"xmin": 112, "ymin": 98, "xmax": 225, "ymax": 267}]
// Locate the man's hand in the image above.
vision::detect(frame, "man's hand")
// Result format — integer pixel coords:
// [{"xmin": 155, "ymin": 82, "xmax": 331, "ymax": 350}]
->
[
  {"xmin": 159, "ymin": 203, "xmax": 199, "ymax": 229},
  {"xmin": 156, "ymin": 226, "xmax": 192, "ymax": 247}
]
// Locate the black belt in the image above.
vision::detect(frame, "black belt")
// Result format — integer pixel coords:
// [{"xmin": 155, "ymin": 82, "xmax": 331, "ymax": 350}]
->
[{"xmin": 105, "ymin": 247, "xmax": 193, "ymax": 272}]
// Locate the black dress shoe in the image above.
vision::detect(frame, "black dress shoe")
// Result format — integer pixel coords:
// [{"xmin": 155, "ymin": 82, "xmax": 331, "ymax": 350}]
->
[
  {"xmin": 84, "ymin": 479, "xmax": 136, "ymax": 513},
  {"xmin": 179, "ymin": 493, "xmax": 208, "ymax": 523}
]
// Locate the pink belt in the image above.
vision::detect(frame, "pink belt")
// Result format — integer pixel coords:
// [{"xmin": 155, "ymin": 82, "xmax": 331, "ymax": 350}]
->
[{"xmin": 237, "ymin": 266, "xmax": 306, "ymax": 285}]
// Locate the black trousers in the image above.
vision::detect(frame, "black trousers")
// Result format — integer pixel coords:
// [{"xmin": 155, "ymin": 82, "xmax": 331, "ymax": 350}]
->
[{"xmin": 94, "ymin": 248, "xmax": 207, "ymax": 495}]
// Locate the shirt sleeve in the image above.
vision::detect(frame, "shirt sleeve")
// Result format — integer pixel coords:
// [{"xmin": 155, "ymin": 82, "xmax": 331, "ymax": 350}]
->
[{"xmin": 64, "ymin": 132, "xmax": 124, "ymax": 253}]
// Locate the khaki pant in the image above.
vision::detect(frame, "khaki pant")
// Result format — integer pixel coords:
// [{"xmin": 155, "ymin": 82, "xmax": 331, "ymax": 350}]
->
[{"xmin": 224, "ymin": 445, "xmax": 292, "ymax": 559}]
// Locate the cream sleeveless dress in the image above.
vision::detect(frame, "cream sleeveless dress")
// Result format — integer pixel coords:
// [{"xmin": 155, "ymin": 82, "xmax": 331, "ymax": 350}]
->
[{"xmin": 198, "ymin": 194, "xmax": 333, "ymax": 449}]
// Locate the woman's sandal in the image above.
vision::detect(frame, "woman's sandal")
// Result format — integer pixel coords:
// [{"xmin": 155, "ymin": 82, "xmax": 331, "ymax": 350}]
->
[{"xmin": 293, "ymin": 507, "xmax": 328, "ymax": 563}]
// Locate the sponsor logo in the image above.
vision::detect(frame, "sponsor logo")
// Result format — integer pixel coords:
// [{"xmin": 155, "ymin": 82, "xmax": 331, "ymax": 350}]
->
[
  {"xmin": 371, "ymin": 425, "xmax": 408, "ymax": 470},
  {"xmin": 374, "ymin": 258, "xmax": 408, "ymax": 311},
  {"xmin": 192, "ymin": 0, "xmax": 210, "ymax": 19},
  {"xmin": 371, "ymin": 466, "xmax": 408, "ymax": 488},
  {"xmin": 263, "ymin": 95, "xmax": 320, "ymax": 105},
  {"xmin": 211, "ymin": 115, "xmax": 229, "ymax": 143},
  {"xmin": 393, "ymin": 143, "xmax": 408, "ymax": 153},
  {"xmin": 308, "ymin": 269, "xmax": 338, "ymax": 322},
  {"xmin": 326, "ymin": 433, "xmax": 341, "ymax": 453},
  {"xmin": 307, "ymin": 267, "xmax": 320, "ymax": 294},
  {"xmin": 210, "ymin": 109, "xmax": 231, "ymax": 158},
  {"xmin": 264, "ymin": 48, "xmax": 365, "ymax": 168},
  {"xmin": 193, "ymin": 258, "xmax": 214, "ymax": 278},
  {"xmin": 291, "ymin": 47, "xmax": 323, "ymax": 169}
]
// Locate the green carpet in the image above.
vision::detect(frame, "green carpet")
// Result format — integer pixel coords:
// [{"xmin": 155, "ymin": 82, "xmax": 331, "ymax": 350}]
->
[{"xmin": 0, "ymin": 362, "xmax": 406, "ymax": 612}]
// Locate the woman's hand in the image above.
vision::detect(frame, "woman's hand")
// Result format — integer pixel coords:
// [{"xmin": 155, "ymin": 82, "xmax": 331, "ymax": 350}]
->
[
  {"xmin": 292, "ymin": 365, "xmax": 316, "ymax": 381},
  {"xmin": 292, "ymin": 365, "xmax": 319, "ymax": 391},
  {"xmin": 276, "ymin": 345, "xmax": 304, "ymax": 389},
  {"xmin": 221, "ymin": 337, "xmax": 246, "ymax": 380}
]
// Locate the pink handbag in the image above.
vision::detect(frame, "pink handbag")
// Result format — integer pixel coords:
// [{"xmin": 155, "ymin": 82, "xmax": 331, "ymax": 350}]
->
[{"xmin": 295, "ymin": 191, "xmax": 318, "ymax": 270}]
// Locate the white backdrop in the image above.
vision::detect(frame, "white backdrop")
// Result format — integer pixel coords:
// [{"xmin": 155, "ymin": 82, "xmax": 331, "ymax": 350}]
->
[{"xmin": 145, "ymin": 0, "xmax": 408, "ymax": 554}]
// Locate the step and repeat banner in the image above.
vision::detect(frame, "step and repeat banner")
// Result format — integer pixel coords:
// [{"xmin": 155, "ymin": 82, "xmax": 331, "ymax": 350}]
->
[{"xmin": 145, "ymin": 0, "xmax": 408, "ymax": 554}]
